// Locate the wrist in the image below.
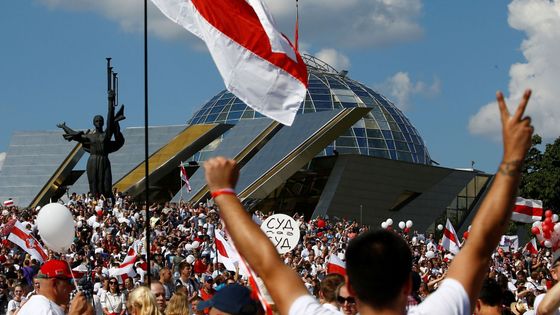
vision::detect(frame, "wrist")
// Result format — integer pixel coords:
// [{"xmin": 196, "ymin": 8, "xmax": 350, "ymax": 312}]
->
[
  {"xmin": 498, "ymin": 159, "xmax": 523, "ymax": 176},
  {"xmin": 211, "ymin": 188, "xmax": 236, "ymax": 199}
]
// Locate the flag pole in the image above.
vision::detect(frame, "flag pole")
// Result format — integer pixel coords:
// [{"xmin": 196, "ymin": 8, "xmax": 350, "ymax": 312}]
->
[
  {"xmin": 144, "ymin": 0, "xmax": 152, "ymax": 284},
  {"xmin": 180, "ymin": 162, "xmax": 184, "ymax": 202}
]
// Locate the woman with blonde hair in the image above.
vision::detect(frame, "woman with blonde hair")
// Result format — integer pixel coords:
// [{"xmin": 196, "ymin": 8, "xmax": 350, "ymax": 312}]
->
[
  {"xmin": 165, "ymin": 291, "xmax": 191, "ymax": 315},
  {"xmin": 127, "ymin": 286, "xmax": 162, "ymax": 315}
]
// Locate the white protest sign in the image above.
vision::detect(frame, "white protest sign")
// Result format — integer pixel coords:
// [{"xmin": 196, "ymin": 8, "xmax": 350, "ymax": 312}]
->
[{"xmin": 260, "ymin": 214, "xmax": 300, "ymax": 254}]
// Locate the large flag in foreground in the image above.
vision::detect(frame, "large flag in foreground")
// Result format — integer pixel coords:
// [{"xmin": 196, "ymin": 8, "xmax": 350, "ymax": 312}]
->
[
  {"xmin": 442, "ymin": 219, "xmax": 460, "ymax": 255},
  {"xmin": 150, "ymin": 0, "xmax": 308, "ymax": 126},
  {"xmin": 512, "ymin": 197, "xmax": 543, "ymax": 223},
  {"xmin": 7, "ymin": 221, "xmax": 48, "ymax": 262}
]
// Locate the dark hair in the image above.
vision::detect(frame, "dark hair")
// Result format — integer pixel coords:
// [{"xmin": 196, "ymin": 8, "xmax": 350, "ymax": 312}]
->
[
  {"xmin": 320, "ymin": 273, "xmax": 345, "ymax": 303},
  {"xmin": 345, "ymin": 230, "xmax": 411, "ymax": 309},
  {"xmin": 478, "ymin": 278, "xmax": 502, "ymax": 307}
]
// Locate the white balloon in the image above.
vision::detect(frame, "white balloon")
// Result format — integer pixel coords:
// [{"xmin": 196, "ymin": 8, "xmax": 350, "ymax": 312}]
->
[
  {"xmin": 76, "ymin": 221, "xmax": 83, "ymax": 228},
  {"xmin": 386, "ymin": 219, "xmax": 393, "ymax": 226},
  {"xmin": 425, "ymin": 251, "xmax": 435, "ymax": 259},
  {"xmin": 553, "ymin": 214, "xmax": 559, "ymax": 223},
  {"xmin": 184, "ymin": 244, "xmax": 192, "ymax": 251},
  {"xmin": 192, "ymin": 241, "xmax": 200, "ymax": 248},
  {"xmin": 437, "ymin": 224, "xmax": 444, "ymax": 231},
  {"xmin": 37, "ymin": 203, "xmax": 75, "ymax": 253},
  {"xmin": 412, "ymin": 237, "xmax": 418, "ymax": 245},
  {"xmin": 406, "ymin": 220, "xmax": 413, "ymax": 228},
  {"xmin": 186, "ymin": 255, "xmax": 195, "ymax": 264},
  {"xmin": 554, "ymin": 223, "xmax": 560, "ymax": 233},
  {"xmin": 381, "ymin": 222, "xmax": 388, "ymax": 229},
  {"xmin": 533, "ymin": 221, "xmax": 541, "ymax": 228},
  {"xmin": 545, "ymin": 240, "xmax": 553, "ymax": 248},
  {"xmin": 398, "ymin": 221, "xmax": 406, "ymax": 229}
]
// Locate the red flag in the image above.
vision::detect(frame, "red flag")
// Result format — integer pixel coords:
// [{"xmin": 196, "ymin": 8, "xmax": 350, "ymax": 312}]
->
[
  {"xmin": 180, "ymin": 164, "xmax": 192, "ymax": 192},
  {"xmin": 7, "ymin": 221, "xmax": 48, "ymax": 262},
  {"xmin": 512, "ymin": 197, "xmax": 543, "ymax": 223},
  {"xmin": 523, "ymin": 238, "xmax": 538, "ymax": 255},
  {"xmin": 327, "ymin": 253, "xmax": 346, "ymax": 276},
  {"xmin": 150, "ymin": 0, "xmax": 308, "ymax": 126},
  {"xmin": 442, "ymin": 219, "xmax": 460, "ymax": 254}
]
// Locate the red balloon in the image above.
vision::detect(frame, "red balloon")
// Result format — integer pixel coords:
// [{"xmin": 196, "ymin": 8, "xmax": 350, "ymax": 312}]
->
[
  {"xmin": 544, "ymin": 230, "xmax": 552, "ymax": 239},
  {"xmin": 532, "ymin": 227, "xmax": 541, "ymax": 235},
  {"xmin": 404, "ymin": 227, "xmax": 410, "ymax": 233},
  {"xmin": 546, "ymin": 210, "xmax": 554, "ymax": 218},
  {"xmin": 543, "ymin": 224, "xmax": 551, "ymax": 233},
  {"xmin": 463, "ymin": 231, "xmax": 469, "ymax": 239},
  {"xmin": 317, "ymin": 219, "xmax": 326, "ymax": 229},
  {"xmin": 545, "ymin": 218, "xmax": 553, "ymax": 225}
]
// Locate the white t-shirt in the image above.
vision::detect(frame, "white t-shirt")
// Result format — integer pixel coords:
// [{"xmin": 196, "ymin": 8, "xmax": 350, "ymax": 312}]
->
[
  {"xmin": 17, "ymin": 295, "xmax": 65, "ymax": 315},
  {"xmin": 534, "ymin": 293, "xmax": 560, "ymax": 315},
  {"xmin": 289, "ymin": 279, "xmax": 470, "ymax": 315}
]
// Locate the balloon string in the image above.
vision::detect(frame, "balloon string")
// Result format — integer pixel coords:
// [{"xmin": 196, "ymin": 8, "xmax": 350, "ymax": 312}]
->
[{"xmin": 66, "ymin": 259, "xmax": 81, "ymax": 292}]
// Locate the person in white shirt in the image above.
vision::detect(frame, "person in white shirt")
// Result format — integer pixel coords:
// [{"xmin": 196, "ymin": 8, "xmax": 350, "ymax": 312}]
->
[
  {"xmin": 18, "ymin": 259, "xmax": 93, "ymax": 315},
  {"xmin": 203, "ymin": 89, "xmax": 534, "ymax": 315}
]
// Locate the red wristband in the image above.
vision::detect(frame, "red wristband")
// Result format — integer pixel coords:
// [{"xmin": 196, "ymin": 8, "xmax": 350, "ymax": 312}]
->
[{"xmin": 211, "ymin": 188, "xmax": 236, "ymax": 199}]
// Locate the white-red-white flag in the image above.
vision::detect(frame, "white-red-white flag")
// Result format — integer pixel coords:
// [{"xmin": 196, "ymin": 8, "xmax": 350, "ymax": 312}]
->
[
  {"xmin": 327, "ymin": 253, "xmax": 346, "ymax": 276},
  {"xmin": 7, "ymin": 221, "xmax": 48, "ymax": 263},
  {"xmin": 180, "ymin": 164, "xmax": 192, "ymax": 192},
  {"xmin": 3, "ymin": 199, "xmax": 14, "ymax": 207},
  {"xmin": 214, "ymin": 230, "xmax": 240, "ymax": 273},
  {"xmin": 523, "ymin": 238, "xmax": 539, "ymax": 255},
  {"xmin": 150, "ymin": 0, "xmax": 308, "ymax": 126},
  {"xmin": 512, "ymin": 197, "xmax": 543, "ymax": 223},
  {"xmin": 442, "ymin": 219, "xmax": 460, "ymax": 255},
  {"xmin": 110, "ymin": 246, "xmax": 137, "ymax": 277}
]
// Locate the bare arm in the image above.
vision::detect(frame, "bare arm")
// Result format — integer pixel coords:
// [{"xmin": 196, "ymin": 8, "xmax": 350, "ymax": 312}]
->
[
  {"xmin": 447, "ymin": 90, "xmax": 533, "ymax": 307},
  {"xmin": 204, "ymin": 158, "xmax": 309, "ymax": 315},
  {"xmin": 538, "ymin": 280, "xmax": 560, "ymax": 315}
]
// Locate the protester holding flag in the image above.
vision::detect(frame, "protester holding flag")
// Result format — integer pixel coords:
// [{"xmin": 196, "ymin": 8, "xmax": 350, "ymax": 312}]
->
[{"xmin": 202, "ymin": 89, "xmax": 533, "ymax": 315}]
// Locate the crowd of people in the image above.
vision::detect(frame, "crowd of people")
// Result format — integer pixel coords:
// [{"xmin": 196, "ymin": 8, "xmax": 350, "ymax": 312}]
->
[{"xmin": 0, "ymin": 89, "xmax": 556, "ymax": 315}]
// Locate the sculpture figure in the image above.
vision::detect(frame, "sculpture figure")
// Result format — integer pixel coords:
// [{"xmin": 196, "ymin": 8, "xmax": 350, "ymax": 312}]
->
[{"xmin": 58, "ymin": 58, "xmax": 125, "ymax": 199}]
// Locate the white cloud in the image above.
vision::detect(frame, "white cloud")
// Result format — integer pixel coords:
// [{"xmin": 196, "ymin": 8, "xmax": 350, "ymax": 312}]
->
[
  {"xmin": 315, "ymin": 49, "xmax": 351, "ymax": 71},
  {"xmin": 0, "ymin": 152, "xmax": 5, "ymax": 172},
  {"xmin": 469, "ymin": 0, "xmax": 560, "ymax": 140},
  {"xmin": 375, "ymin": 72, "xmax": 440, "ymax": 110},
  {"xmin": 38, "ymin": 0, "xmax": 423, "ymax": 49}
]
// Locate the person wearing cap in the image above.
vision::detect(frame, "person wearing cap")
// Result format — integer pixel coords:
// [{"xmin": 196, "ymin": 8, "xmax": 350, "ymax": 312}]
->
[
  {"xmin": 196, "ymin": 284, "xmax": 258, "ymax": 315},
  {"xmin": 199, "ymin": 276, "xmax": 216, "ymax": 314},
  {"xmin": 203, "ymin": 90, "xmax": 534, "ymax": 315},
  {"xmin": 17, "ymin": 259, "xmax": 93, "ymax": 315}
]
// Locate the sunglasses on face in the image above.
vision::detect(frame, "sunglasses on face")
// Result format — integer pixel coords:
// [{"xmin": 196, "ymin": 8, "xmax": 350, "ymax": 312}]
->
[
  {"xmin": 337, "ymin": 296, "xmax": 356, "ymax": 304},
  {"xmin": 110, "ymin": 281, "xmax": 118, "ymax": 285}
]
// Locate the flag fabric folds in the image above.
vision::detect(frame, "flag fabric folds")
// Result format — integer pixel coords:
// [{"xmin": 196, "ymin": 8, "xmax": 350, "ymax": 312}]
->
[
  {"xmin": 150, "ymin": 0, "xmax": 308, "ymax": 126},
  {"xmin": 110, "ymin": 246, "xmax": 138, "ymax": 277},
  {"xmin": 214, "ymin": 230, "xmax": 240, "ymax": 273},
  {"xmin": 523, "ymin": 238, "xmax": 538, "ymax": 255},
  {"xmin": 180, "ymin": 164, "xmax": 192, "ymax": 192},
  {"xmin": 442, "ymin": 219, "xmax": 460, "ymax": 255},
  {"xmin": 512, "ymin": 197, "xmax": 543, "ymax": 223},
  {"xmin": 7, "ymin": 221, "xmax": 48, "ymax": 262},
  {"xmin": 327, "ymin": 253, "xmax": 346, "ymax": 276}
]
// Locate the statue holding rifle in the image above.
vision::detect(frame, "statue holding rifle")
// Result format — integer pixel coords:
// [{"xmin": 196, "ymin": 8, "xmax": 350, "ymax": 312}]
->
[{"xmin": 58, "ymin": 58, "xmax": 125, "ymax": 199}]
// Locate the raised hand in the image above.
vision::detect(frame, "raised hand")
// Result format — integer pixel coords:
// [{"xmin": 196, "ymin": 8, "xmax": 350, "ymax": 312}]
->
[
  {"xmin": 204, "ymin": 157, "xmax": 239, "ymax": 192},
  {"xmin": 497, "ymin": 89, "xmax": 533, "ymax": 173}
]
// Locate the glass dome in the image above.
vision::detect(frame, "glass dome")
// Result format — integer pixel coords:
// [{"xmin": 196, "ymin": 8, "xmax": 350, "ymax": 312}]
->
[{"xmin": 187, "ymin": 55, "xmax": 431, "ymax": 164}]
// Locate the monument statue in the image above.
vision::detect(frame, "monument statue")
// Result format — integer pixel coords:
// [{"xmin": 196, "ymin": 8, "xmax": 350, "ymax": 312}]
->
[{"xmin": 58, "ymin": 58, "xmax": 125, "ymax": 199}]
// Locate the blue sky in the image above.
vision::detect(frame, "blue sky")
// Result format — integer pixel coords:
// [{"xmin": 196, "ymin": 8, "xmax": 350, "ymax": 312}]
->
[{"xmin": 1, "ymin": 0, "xmax": 559, "ymax": 173}]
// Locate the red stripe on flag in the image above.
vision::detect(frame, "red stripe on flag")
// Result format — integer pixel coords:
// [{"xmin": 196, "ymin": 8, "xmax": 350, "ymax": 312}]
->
[
  {"xmin": 443, "ymin": 229, "xmax": 457, "ymax": 244},
  {"xmin": 191, "ymin": 0, "xmax": 308, "ymax": 85},
  {"xmin": 513, "ymin": 204, "xmax": 543, "ymax": 217},
  {"xmin": 215, "ymin": 238, "xmax": 229, "ymax": 258}
]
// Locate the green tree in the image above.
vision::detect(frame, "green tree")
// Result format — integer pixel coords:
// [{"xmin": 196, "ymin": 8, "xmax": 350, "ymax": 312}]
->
[{"xmin": 519, "ymin": 134, "xmax": 560, "ymax": 210}]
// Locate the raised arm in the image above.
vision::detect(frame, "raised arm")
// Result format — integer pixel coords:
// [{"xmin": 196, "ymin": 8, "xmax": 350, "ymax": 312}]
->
[
  {"xmin": 447, "ymin": 90, "xmax": 533, "ymax": 307},
  {"xmin": 57, "ymin": 122, "xmax": 86, "ymax": 142},
  {"xmin": 204, "ymin": 157, "xmax": 309, "ymax": 315}
]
